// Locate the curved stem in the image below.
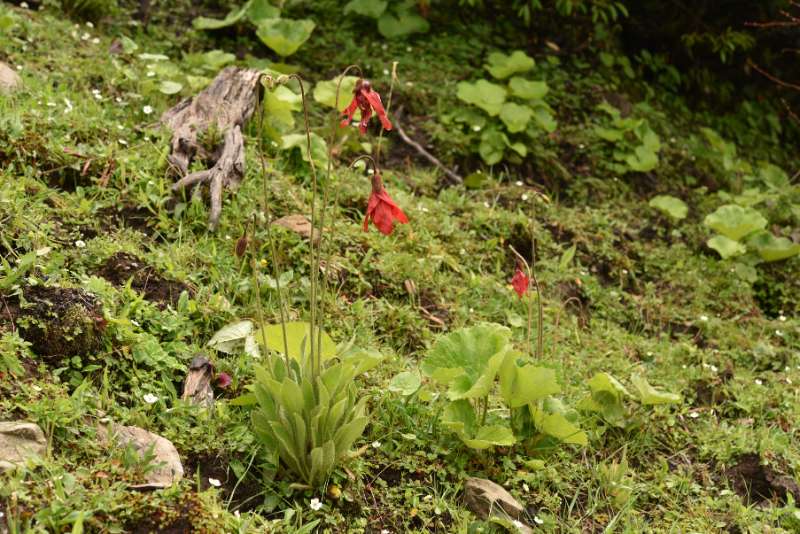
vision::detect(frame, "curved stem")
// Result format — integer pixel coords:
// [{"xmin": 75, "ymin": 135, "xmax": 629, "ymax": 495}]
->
[
  {"xmin": 315, "ymin": 65, "xmax": 363, "ymax": 361},
  {"xmin": 287, "ymin": 74, "xmax": 321, "ymax": 379},
  {"xmin": 255, "ymin": 79, "xmax": 290, "ymax": 367},
  {"xmin": 375, "ymin": 62, "xmax": 398, "ymax": 168}
]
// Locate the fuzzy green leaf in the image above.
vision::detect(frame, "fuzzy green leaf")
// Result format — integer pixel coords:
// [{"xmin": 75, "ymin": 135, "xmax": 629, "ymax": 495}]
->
[
  {"xmin": 255, "ymin": 18, "xmax": 315, "ymax": 57},
  {"xmin": 508, "ymin": 77, "xmax": 548, "ymax": 100},
  {"xmin": 631, "ymin": 374, "xmax": 681, "ymax": 405},
  {"xmin": 343, "ymin": 0, "xmax": 387, "ymax": 18},
  {"xmin": 704, "ymin": 204, "xmax": 767, "ymax": 241},
  {"xmin": 499, "ymin": 102, "xmax": 532, "ymax": 133},
  {"xmin": 707, "ymin": 235, "xmax": 746, "ymax": 259},
  {"xmin": 456, "ymin": 80, "xmax": 507, "ymax": 117},
  {"xmin": 485, "ymin": 50, "xmax": 535, "ymax": 79},
  {"xmin": 649, "ymin": 195, "xmax": 688, "ymax": 220}
]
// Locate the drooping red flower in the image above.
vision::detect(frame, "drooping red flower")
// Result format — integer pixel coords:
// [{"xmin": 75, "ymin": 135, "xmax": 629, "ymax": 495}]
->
[
  {"xmin": 340, "ymin": 79, "xmax": 393, "ymax": 135},
  {"xmin": 215, "ymin": 372, "xmax": 232, "ymax": 389},
  {"xmin": 364, "ymin": 173, "xmax": 408, "ymax": 236},
  {"xmin": 511, "ymin": 267, "xmax": 530, "ymax": 298}
]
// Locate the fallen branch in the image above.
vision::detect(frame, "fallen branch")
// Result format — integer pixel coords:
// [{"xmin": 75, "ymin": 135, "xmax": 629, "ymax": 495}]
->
[
  {"xmin": 394, "ymin": 108, "xmax": 463, "ymax": 185},
  {"xmin": 161, "ymin": 67, "xmax": 263, "ymax": 229}
]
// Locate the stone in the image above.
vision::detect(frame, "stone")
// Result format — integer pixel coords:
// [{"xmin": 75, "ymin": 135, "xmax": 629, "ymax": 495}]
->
[
  {"xmin": 272, "ymin": 214, "xmax": 319, "ymax": 243},
  {"xmin": 464, "ymin": 477, "xmax": 533, "ymax": 533},
  {"xmin": 0, "ymin": 62, "xmax": 22, "ymax": 94},
  {"xmin": 99, "ymin": 424, "xmax": 183, "ymax": 489},
  {"xmin": 0, "ymin": 421, "xmax": 46, "ymax": 471}
]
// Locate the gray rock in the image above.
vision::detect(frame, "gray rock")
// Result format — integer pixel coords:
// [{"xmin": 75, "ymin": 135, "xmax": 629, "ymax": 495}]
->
[
  {"xmin": 464, "ymin": 477, "xmax": 533, "ymax": 532},
  {"xmin": 99, "ymin": 424, "xmax": 183, "ymax": 489},
  {"xmin": 0, "ymin": 421, "xmax": 47, "ymax": 471},
  {"xmin": 0, "ymin": 62, "xmax": 22, "ymax": 94}
]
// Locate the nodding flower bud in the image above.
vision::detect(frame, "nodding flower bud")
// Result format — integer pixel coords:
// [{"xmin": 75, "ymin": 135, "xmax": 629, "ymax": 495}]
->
[
  {"xmin": 340, "ymin": 78, "xmax": 393, "ymax": 135},
  {"xmin": 235, "ymin": 233, "xmax": 248, "ymax": 258},
  {"xmin": 363, "ymin": 171, "xmax": 409, "ymax": 236}
]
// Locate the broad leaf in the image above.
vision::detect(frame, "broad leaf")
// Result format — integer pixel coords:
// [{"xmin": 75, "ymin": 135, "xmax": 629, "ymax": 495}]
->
[
  {"xmin": 478, "ymin": 129, "xmax": 506, "ymax": 165},
  {"xmin": 508, "ymin": 77, "xmax": 548, "ymax": 100},
  {"xmin": 421, "ymin": 323, "xmax": 511, "ymax": 400},
  {"xmin": 193, "ymin": 4, "xmax": 248, "ymax": 30},
  {"xmin": 499, "ymin": 353, "xmax": 560, "ymax": 408},
  {"xmin": 256, "ymin": 18, "xmax": 315, "ymax": 57},
  {"xmin": 630, "ymin": 374, "xmax": 681, "ymax": 405},
  {"xmin": 704, "ymin": 204, "xmax": 767, "ymax": 240},
  {"xmin": 538, "ymin": 412, "xmax": 587, "ymax": 445},
  {"xmin": 485, "ymin": 50, "xmax": 535, "ymax": 79},
  {"xmin": 313, "ymin": 75, "xmax": 359, "ymax": 111},
  {"xmin": 377, "ymin": 10, "xmax": 429, "ymax": 38},
  {"xmin": 624, "ymin": 145, "xmax": 658, "ymax": 172},
  {"xmin": 388, "ymin": 371, "xmax": 422, "ymax": 396},
  {"xmin": 442, "ymin": 400, "xmax": 516, "ymax": 449},
  {"xmin": 648, "ymin": 195, "xmax": 688, "ymax": 220},
  {"xmin": 158, "ymin": 81, "xmax": 183, "ymax": 95},
  {"xmin": 456, "ymin": 80, "xmax": 507, "ymax": 116},
  {"xmin": 748, "ymin": 232, "xmax": 800, "ymax": 262},
  {"xmin": 499, "ymin": 102, "xmax": 532, "ymax": 133},
  {"xmin": 207, "ymin": 320, "xmax": 258, "ymax": 356},
  {"xmin": 707, "ymin": 235, "xmax": 746, "ymax": 259},
  {"xmin": 531, "ymin": 106, "xmax": 557, "ymax": 133},
  {"xmin": 255, "ymin": 322, "xmax": 337, "ymax": 361},
  {"xmin": 344, "ymin": 0, "xmax": 387, "ymax": 18},
  {"xmin": 281, "ymin": 132, "xmax": 329, "ymax": 168},
  {"xmin": 246, "ymin": 0, "xmax": 281, "ymax": 23}
]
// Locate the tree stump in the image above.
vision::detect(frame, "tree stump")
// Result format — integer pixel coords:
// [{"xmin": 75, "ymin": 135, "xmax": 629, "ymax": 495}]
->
[{"xmin": 161, "ymin": 67, "xmax": 263, "ymax": 229}]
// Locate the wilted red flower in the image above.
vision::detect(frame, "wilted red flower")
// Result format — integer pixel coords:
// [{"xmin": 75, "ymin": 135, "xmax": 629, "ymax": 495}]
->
[
  {"xmin": 215, "ymin": 372, "xmax": 232, "ymax": 389},
  {"xmin": 511, "ymin": 267, "xmax": 529, "ymax": 298},
  {"xmin": 340, "ymin": 79, "xmax": 393, "ymax": 135},
  {"xmin": 364, "ymin": 173, "xmax": 408, "ymax": 236}
]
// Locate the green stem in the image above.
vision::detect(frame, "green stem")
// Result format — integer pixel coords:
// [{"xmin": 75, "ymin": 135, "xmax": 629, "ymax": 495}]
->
[
  {"xmin": 255, "ymin": 79, "xmax": 290, "ymax": 368},
  {"xmin": 315, "ymin": 65, "xmax": 363, "ymax": 361},
  {"xmin": 374, "ymin": 62, "xmax": 398, "ymax": 168}
]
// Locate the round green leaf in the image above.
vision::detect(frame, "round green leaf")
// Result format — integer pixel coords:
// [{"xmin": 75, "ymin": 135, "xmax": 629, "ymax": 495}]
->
[
  {"xmin": 343, "ymin": 0, "xmax": 387, "ymax": 18},
  {"xmin": 256, "ymin": 18, "xmax": 315, "ymax": 57},
  {"xmin": 485, "ymin": 50, "xmax": 535, "ymax": 79},
  {"xmin": 648, "ymin": 195, "xmax": 688, "ymax": 220},
  {"xmin": 377, "ymin": 11, "xmax": 429, "ymax": 38},
  {"xmin": 421, "ymin": 323, "xmax": 512, "ymax": 400},
  {"xmin": 255, "ymin": 322, "xmax": 337, "ymax": 361},
  {"xmin": 508, "ymin": 77, "xmax": 548, "ymax": 100},
  {"xmin": 313, "ymin": 76, "xmax": 359, "ymax": 111},
  {"xmin": 456, "ymin": 80, "xmax": 507, "ymax": 117},
  {"xmin": 158, "ymin": 80, "xmax": 183, "ymax": 95},
  {"xmin": 388, "ymin": 371, "xmax": 422, "ymax": 396},
  {"xmin": 748, "ymin": 232, "xmax": 800, "ymax": 262},
  {"xmin": 499, "ymin": 102, "xmax": 533, "ymax": 133},
  {"xmin": 707, "ymin": 235, "xmax": 747, "ymax": 259},
  {"xmin": 704, "ymin": 204, "xmax": 767, "ymax": 240}
]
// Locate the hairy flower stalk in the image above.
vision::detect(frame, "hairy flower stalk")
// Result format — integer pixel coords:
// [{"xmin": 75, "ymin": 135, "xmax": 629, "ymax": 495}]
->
[{"xmin": 509, "ymin": 244, "xmax": 543, "ymax": 360}]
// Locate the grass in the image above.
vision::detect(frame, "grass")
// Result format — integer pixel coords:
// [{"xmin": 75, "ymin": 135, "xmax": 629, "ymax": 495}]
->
[{"xmin": 1, "ymin": 1, "xmax": 800, "ymax": 533}]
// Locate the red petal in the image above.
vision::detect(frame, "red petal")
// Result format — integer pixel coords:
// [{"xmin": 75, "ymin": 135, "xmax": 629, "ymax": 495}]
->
[
  {"xmin": 340, "ymin": 98, "xmax": 358, "ymax": 128},
  {"xmin": 364, "ymin": 90, "xmax": 392, "ymax": 131},
  {"xmin": 511, "ymin": 268, "xmax": 530, "ymax": 298}
]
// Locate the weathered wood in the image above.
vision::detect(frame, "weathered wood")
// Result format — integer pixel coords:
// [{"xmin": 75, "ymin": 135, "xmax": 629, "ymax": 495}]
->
[{"xmin": 161, "ymin": 66, "xmax": 263, "ymax": 229}]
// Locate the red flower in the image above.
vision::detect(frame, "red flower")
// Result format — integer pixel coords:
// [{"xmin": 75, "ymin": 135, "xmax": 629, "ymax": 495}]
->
[
  {"xmin": 340, "ymin": 79, "xmax": 393, "ymax": 135},
  {"xmin": 511, "ymin": 267, "xmax": 529, "ymax": 298},
  {"xmin": 364, "ymin": 173, "xmax": 408, "ymax": 235},
  {"xmin": 215, "ymin": 372, "xmax": 232, "ymax": 389}
]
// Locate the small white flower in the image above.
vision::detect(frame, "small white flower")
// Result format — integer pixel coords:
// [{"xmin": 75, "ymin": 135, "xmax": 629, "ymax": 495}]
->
[
  {"xmin": 472, "ymin": 125, "xmax": 481, "ymax": 132},
  {"xmin": 20, "ymin": 1, "xmax": 29, "ymax": 8},
  {"xmin": 81, "ymin": 32, "xmax": 91, "ymax": 41},
  {"xmin": 699, "ymin": 315, "xmax": 709, "ymax": 322},
  {"xmin": 406, "ymin": 46, "xmax": 412, "ymax": 52},
  {"xmin": 710, "ymin": 365, "xmax": 718, "ymax": 373},
  {"xmin": 74, "ymin": 240, "xmax": 86, "ymax": 248},
  {"xmin": 515, "ymin": 180, "xmax": 523, "ymax": 186},
  {"xmin": 483, "ymin": 202, "xmax": 490, "ymax": 208},
  {"xmin": 64, "ymin": 98, "xmax": 73, "ymax": 113},
  {"xmin": 381, "ymin": 530, "xmax": 390, "ymax": 534},
  {"xmin": 775, "ymin": 330, "xmax": 783, "ymax": 336},
  {"xmin": 142, "ymin": 105, "xmax": 154, "ymax": 115},
  {"xmin": 131, "ymin": 320, "xmax": 140, "ymax": 327},
  {"xmin": 578, "ymin": 144, "xmax": 585, "ymax": 149},
  {"xmin": 86, "ymin": 21, "xmax": 94, "ymax": 28},
  {"xmin": 646, "ymin": 351, "xmax": 653, "ymax": 357},
  {"xmin": 787, "ymin": 378, "xmax": 792, "ymax": 385},
  {"xmin": 46, "ymin": 101, "xmax": 56, "ymax": 107},
  {"xmin": 147, "ymin": 71, "xmax": 156, "ymax": 77},
  {"xmin": 15, "ymin": 65, "xmax": 22, "ymax": 71},
  {"xmin": 309, "ymin": 498, "xmax": 323, "ymax": 511},
  {"xmin": 534, "ymin": 516, "xmax": 544, "ymax": 525},
  {"xmin": 115, "ymin": 97, "xmax": 123, "ymax": 103},
  {"xmin": 522, "ymin": 482, "xmax": 530, "ymax": 492},
  {"xmin": 521, "ymin": 194, "xmax": 529, "ymax": 201},
  {"xmin": 91, "ymin": 37, "xmax": 100, "ymax": 45},
  {"xmin": 755, "ymin": 379, "xmax": 763, "ymax": 386},
  {"xmin": 383, "ymin": 69, "xmax": 389, "ymax": 76},
  {"xmin": 405, "ymin": 81, "xmax": 413, "ymax": 87},
  {"xmin": 688, "ymin": 412, "xmax": 700, "ymax": 419},
  {"xmin": 118, "ymin": 139, "xmax": 128, "ymax": 146},
  {"xmin": 778, "ymin": 315, "xmax": 787, "ymax": 322},
  {"xmin": 208, "ymin": 477, "xmax": 222, "ymax": 487},
  {"xmin": 116, "ymin": 124, "xmax": 125, "ymax": 130},
  {"xmin": 371, "ymin": 441, "xmax": 381, "ymax": 449},
  {"xmin": 143, "ymin": 393, "xmax": 158, "ymax": 404}
]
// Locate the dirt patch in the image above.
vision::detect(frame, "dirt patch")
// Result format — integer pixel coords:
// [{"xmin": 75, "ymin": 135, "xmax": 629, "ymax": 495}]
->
[
  {"xmin": 124, "ymin": 491, "xmax": 219, "ymax": 534},
  {"xmin": 97, "ymin": 205, "xmax": 157, "ymax": 237},
  {"xmin": 95, "ymin": 252, "xmax": 190, "ymax": 307},
  {"xmin": 183, "ymin": 453, "xmax": 263, "ymax": 513},
  {"xmin": 0, "ymin": 285, "xmax": 105, "ymax": 363},
  {"xmin": 724, "ymin": 453, "xmax": 800, "ymax": 505}
]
